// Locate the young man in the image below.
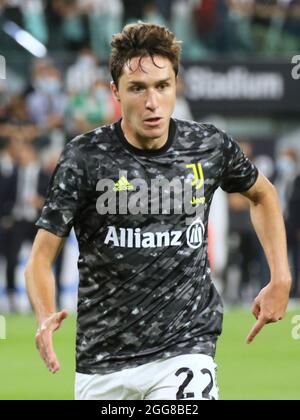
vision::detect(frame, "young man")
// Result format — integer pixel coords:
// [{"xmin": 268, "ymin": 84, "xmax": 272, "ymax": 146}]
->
[{"xmin": 26, "ymin": 23, "xmax": 291, "ymax": 400}]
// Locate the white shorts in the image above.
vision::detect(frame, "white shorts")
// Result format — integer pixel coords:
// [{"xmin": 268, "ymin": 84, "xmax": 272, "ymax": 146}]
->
[{"xmin": 75, "ymin": 354, "xmax": 218, "ymax": 400}]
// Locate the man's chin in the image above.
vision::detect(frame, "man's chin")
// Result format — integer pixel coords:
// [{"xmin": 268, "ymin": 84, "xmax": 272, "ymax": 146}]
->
[{"xmin": 141, "ymin": 123, "xmax": 167, "ymax": 138}]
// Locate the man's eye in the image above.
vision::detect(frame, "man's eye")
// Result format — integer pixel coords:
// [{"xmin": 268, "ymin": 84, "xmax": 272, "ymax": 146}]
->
[
  {"xmin": 131, "ymin": 86, "xmax": 144, "ymax": 92},
  {"xmin": 158, "ymin": 84, "xmax": 168, "ymax": 90}
]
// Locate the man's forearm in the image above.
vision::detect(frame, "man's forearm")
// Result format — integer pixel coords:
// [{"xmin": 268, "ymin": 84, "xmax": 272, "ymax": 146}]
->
[
  {"xmin": 249, "ymin": 185, "xmax": 291, "ymax": 284},
  {"xmin": 25, "ymin": 258, "xmax": 57, "ymax": 325}
]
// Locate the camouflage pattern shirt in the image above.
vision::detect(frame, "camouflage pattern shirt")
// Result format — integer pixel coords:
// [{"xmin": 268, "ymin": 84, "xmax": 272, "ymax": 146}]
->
[{"xmin": 37, "ymin": 119, "xmax": 259, "ymax": 374}]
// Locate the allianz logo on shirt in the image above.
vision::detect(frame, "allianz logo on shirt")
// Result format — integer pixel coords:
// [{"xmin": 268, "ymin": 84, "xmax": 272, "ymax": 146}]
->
[{"xmin": 104, "ymin": 218, "xmax": 205, "ymax": 249}]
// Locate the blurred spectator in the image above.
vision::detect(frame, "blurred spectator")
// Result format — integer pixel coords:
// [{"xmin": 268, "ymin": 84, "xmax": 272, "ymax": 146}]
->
[
  {"xmin": 5, "ymin": 139, "xmax": 50, "ymax": 311},
  {"xmin": 142, "ymin": 1, "xmax": 168, "ymax": 26},
  {"xmin": 26, "ymin": 60, "xmax": 67, "ymax": 130},
  {"xmin": 253, "ymin": 153, "xmax": 275, "ymax": 181},
  {"xmin": 121, "ymin": 0, "xmax": 147, "ymax": 24},
  {"xmin": 6, "ymin": 95, "xmax": 29, "ymax": 121},
  {"xmin": 65, "ymin": 76, "xmax": 121, "ymax": 135},
  {"xmin": 192, "ymin": 0, "xmax": 231, "ymax": 54},
  {"xmin": 252, "ymin": 0, "xmax": 288, "ymax": 54},
  {"xmin": 80, "ymin": 0, "xmax": 123, "ymax": 58},
  {"xmin": 0, "ymin": 0, "xmax": 6, "ymax": 12},
  {"xmin": 171, "ymin": 0, "xmax": 209, "ymax": 59},
  {"xmin": 224, "ymin": 141, "xmax": 264, "ymax": 303},
  {"xmin": 214, "ymin": 0, "xmax": 231, "ymax": 54},
  {"xmin": 282, "ymin": 0, "xmax": 300, "ymax": 52},
  {"xmin": 227, "ymin": 0, "xmax": 255, "ymax": 54},
  {"xmin": 0, "ymin": 135, "xmax": 18, "ymax": 301},
  {"xmin": 286, "ymin": 173, "xmax": 300, "ymax": 298},
  {"xmin": 0, "ymin": 82, "xmax": 10, "ymax": 121},
  {"xmin": 52, "ymin": 0, "xmax": 88, "ymax": 50},
  {"xmin": 22, "ymin": 0, "xmax": 48, "ymax": 44},
  {"xmin": 173, "ymin": 76, "xmax": 193, "ymax": 120},
  {"xmin": 193, "ymin": 0, "xmax": 217, "ymax": 39},
  {"xmin": 275, "ymin": 148, "xmax": 298, "ymax": 214},
  {"xmin": 154, "ymin": 0, "xmax": 173, "ymax": 21},
  {"xmin": 276, "ymin": 148, "xmax": 300, "ymax": 299},
  {"xmin": 65, "ymin": 48, "xmax": 105, "ymax": 94}
]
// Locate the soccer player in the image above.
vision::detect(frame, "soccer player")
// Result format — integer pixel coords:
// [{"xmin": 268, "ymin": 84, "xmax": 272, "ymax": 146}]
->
[{"xmin": 25, "ymin": 23, "xmax": 291, "ymax": 400}]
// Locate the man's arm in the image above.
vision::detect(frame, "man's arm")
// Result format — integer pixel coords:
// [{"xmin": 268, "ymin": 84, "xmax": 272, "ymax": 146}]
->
[
  {"xmin": 241, "ymin": 172, "xmax": 292, "ymax": 343},
  {"xmin": 25, "ymin": 229, "xmax": 68, "ymax": 373}
]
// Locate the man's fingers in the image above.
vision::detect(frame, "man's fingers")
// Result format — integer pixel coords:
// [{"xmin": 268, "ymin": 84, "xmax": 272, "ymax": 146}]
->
[
  {"xmin": 54, "ymin": 309, "xmax": 69, "ymax": 332},
  {"xmin": 43, "ymin": 330, "xmax": 61, "ymax": 372},
  {"xmin": 57, "ymin": 309, "xmax": 68, "ymax": 322},
  {"xmin": 35, "ymin": 311, "xmax": 67, "ymax": 373},
  {"xmin": 246, "ymin": 317, "xmax": 267, "ymax": 344},
  {"xmin": 252, "ymin": 302, "xmax": 260, "ymax": 320},
  {"xmin": 36, "ymin": 328, "xmax": 60, "ymax": 373}
]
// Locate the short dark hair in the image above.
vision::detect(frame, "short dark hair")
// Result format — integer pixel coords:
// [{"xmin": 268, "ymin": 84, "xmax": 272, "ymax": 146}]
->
[{"xmin": 110, "ymin": 23, "xmax": 182, "ymax": 87}]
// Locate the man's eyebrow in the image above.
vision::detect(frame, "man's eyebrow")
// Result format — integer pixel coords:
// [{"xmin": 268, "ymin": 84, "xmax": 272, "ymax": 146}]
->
[{"xmin": 128, "ymin": 78, "xmax": 172, "ymax": 86}]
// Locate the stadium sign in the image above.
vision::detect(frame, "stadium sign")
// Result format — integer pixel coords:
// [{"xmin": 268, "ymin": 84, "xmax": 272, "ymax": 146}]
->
[{"xmin": 182, "ymin": 60, "xmax": 300, "ymax": 115}]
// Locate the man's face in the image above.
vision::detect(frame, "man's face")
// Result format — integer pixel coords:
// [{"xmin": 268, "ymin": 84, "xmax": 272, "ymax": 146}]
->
[{"xmin": 111, "ymin": 55, "xmax": 177, "ymax": 144}]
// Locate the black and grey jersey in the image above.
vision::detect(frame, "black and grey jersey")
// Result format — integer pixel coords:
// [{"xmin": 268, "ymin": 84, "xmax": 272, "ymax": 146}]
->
[{"xmin": 37, "ymin": 119, "xmax": 258, "ymax": 374}]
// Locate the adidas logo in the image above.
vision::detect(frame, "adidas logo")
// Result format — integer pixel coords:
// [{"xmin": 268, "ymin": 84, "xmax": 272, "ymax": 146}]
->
[{"xmin": 113, "ymin": 176, "xmax": 134, "ymax": 192}]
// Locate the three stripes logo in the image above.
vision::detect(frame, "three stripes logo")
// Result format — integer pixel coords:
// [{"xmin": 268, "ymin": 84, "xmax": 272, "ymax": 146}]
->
[{"xmin": 113, "ymin": 176, "xmax": 134, "ymax": 192}]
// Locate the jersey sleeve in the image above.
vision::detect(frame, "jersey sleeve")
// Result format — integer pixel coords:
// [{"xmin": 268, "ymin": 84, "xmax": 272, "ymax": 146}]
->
[
  {"xmin": 219, "ymin": 132, "xmax": 259, "ymax": 193},
  {"xmin": 36, "ymin": 139, "xmax": 89, "ymax": 237}
]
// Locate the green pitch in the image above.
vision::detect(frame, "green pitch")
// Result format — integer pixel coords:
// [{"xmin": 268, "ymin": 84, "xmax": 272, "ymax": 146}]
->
[{"xmin": 0, "ymin": 308, "xmax": 299, "ymax": 400}]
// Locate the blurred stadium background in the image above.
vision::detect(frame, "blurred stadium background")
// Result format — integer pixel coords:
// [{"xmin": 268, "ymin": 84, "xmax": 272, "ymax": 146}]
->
[{"xmin": 0, "ymin": 0, "xmax": 300, "ymax": 400}]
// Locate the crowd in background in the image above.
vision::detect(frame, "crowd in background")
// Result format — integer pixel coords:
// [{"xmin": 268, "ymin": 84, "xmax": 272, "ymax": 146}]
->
[
  {"xmin": 0, "ymin": 52, "xmax": 123, "ymax": 311},
  {"xmin": 211, "ymin": 144, "xmax": 300, "ymax": 305},
  {"xmin": 0, "ymin": 0, "xmax": 300, "ymax": 60},
  {"xmin": 1, "ymin": 0, "xmax": 300, "ymax": 312}
]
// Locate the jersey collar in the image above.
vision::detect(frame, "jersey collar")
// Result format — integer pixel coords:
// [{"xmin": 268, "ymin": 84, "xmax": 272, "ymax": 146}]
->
[{"xmin": 114, "ymin": 118, "xmax": 177, "ymax": 157}]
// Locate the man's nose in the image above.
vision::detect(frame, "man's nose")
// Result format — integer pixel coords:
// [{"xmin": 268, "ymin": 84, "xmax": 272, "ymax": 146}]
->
[{"xmin": 145, "ymin": 90, "xmax": 159, "ymax": 111}]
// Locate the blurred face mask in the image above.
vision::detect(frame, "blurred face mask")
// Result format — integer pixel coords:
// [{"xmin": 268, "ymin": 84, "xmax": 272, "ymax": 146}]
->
[
  {"xmin": 78, "ymin": 56, "xmax": 96, "ymax": 67},
  {"xmin": 35, "ymin": 77, "xmax": 61, "ymax": 95},
  {"xmin": 277, "ymin": 156, "xmax": 296, "ymax": 178},
  {"xmin": 94, "ymin": 87, "xmax": 108, "ymax": 102}
]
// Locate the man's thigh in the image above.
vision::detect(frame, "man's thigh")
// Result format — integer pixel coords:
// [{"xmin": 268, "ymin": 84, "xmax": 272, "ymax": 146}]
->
[
  {"xmin": 144, "ymin": 354, "xmax": 218, "ymax": 401},
  {"xmin": 75, "ymin": 370, "xmax": 142, "ymax": 400},
  {"xmin": 75, "ymin": 354, "xmax": 218, "ymax": 401}
]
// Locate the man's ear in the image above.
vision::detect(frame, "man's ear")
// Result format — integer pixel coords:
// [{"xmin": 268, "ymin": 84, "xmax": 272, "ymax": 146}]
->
[{"xmin": 110, "ymin": 81, "xmax": 120, "ymax": 102}]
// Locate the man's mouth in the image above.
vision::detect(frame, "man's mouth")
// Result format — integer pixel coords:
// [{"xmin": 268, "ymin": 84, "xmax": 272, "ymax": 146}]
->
[{"xmin": 144, "ymin": 117, "xmax": 162, "ymax": 126}]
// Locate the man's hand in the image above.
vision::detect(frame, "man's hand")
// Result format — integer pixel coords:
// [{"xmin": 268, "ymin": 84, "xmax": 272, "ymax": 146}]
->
[
  {"xmin": 35, "ymin": 310, "xmax": 68, "ymax": 373},
  {"xmin": 246, "ymin": 281, "xmax": 291, "ymax": 344}
]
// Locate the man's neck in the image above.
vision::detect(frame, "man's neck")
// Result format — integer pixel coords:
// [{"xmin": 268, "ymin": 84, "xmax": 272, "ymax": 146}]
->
[{"xmin": 121, "ymin": 120, "xmax": 169, "ymax": 151}]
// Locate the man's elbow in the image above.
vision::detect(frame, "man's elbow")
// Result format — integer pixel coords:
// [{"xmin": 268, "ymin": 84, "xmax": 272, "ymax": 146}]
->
[
  {"xmin": 247, "ymin": 176, "xmax": 279, "ymax": 206},
  {"xmin": 262, "ymin": 181, "xmax": 278, "ymax": 202},
  {"xmin": 255, "ymin": 185, "xmax": 278, "ymax": 207}
]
